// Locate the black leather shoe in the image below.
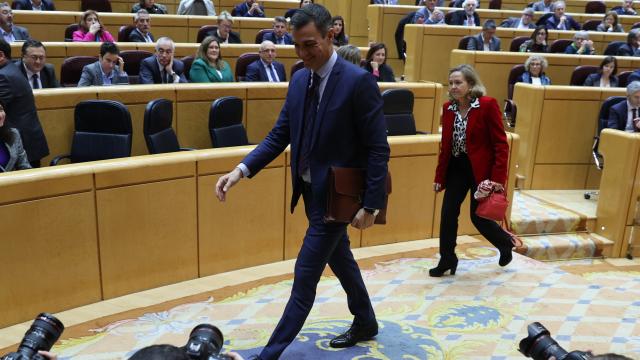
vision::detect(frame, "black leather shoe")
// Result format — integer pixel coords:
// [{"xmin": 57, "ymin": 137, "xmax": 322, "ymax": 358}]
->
[
  {"xmin": 329, "ymin": 322, "xmax": 378, "ymax": 348},
  {"xmin": 429, "ymin": 256, "xmax": 458, "ymax": 277}
]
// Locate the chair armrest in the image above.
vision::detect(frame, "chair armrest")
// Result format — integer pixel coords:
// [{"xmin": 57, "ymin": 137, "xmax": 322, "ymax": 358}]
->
[{"xmin": 49, "ymin": 154, "xmax": 71, "ymax": 166}]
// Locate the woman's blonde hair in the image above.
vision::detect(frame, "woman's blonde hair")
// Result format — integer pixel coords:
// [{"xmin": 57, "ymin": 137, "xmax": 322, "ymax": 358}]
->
[
  {"xmin": 448, "ymin": 64, "xmax": 486, "ymax": 101},
  {"xmin": 197, "ymin": 36, "xmax": 224, "ymax": 70},
  {"xmin": 524, "ymin": 54, "xmax": 548, "ymax": 72}
]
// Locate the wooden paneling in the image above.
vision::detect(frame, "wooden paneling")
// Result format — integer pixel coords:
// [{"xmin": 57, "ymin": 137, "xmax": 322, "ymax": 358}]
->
[
  {"xmin": 97, "ymin": 177, "xmax": 199, "ymax": 298},
  {"xmin": 531, "ymin": 164, "xmax": 591, "ymax": 189},
  {"xmin": 0, "ymin": 191, "xmax": 101, "ymax": 327}
]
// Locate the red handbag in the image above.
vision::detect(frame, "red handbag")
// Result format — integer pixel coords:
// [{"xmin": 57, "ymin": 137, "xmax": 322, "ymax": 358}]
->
[{"xmin": 475, "ymin": 190, "xmax": 509, "ymax": 222}]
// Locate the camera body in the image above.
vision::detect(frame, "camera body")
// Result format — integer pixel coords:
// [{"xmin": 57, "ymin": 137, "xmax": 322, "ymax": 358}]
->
[
  {"xmin": 1, "ymin": 313, "xmax": 64, "ymax": 360},
  {"xmin": 519, "ymin": 322, "xmax": 590, "ymax": 360},
  {"xmin": 181, "ymin": 324, "xmax": 231, "ymax": 360}
]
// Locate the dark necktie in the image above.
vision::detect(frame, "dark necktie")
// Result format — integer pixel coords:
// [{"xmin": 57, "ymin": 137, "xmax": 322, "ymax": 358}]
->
[
  {"xmin": 298, "ymin": 72, "xmax": 321, "ymax": 179},
  {"xmin": 32, "ymin": 74, "xmax": 39, "ymax": 89},
  {"xmin": 633, "ymin": 108, "xmax": 637, "ymax": 120},
  {"xmin": 161, "ymin": 70, "xmax": 167, "ymax": 84},
  {"xmin": 268, "ymin": 64, "xmax": 278, "ymax": 82}
]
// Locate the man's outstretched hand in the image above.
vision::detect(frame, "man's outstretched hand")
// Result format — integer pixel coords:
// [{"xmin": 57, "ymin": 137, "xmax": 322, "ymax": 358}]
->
[{"xmin": 215, "ymin": 167, "xmax": 243, "ymax": 201}]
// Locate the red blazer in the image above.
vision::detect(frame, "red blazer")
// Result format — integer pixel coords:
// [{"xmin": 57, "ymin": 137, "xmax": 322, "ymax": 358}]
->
[{"xmin": 434, "ymin": 96, "xmax": 509, "ymax": 187}]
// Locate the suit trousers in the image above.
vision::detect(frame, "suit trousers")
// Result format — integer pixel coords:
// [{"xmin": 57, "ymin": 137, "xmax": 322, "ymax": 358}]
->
[
  {"xmin": 259, "ymin": 181, "xmax": 376, "ymax": 360},
  {"xmin": 439, "ymin": 154, "xmax": 512, "ymax": 259}
]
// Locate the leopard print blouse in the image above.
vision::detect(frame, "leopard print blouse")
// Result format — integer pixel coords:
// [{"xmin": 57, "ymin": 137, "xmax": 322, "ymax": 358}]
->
[{"xmin": 448, "ymin": 97, "xmax": 480, "ymax": 157}]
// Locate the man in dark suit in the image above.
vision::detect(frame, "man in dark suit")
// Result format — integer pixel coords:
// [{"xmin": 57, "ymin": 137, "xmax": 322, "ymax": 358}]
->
[
  {"xmin": 12, "ymin": 0, "xmax": 55, "ymax": 10},
  {"xmin": 140, "ymin": 37, "xmax": 188, "ymax": 84},
  {"xmin": 233, "ymin": 0, "xmax": 265, "ymax": 17},
  {"xmin": 467, "ymin": 20, "xmax": 500, "ymax": 51},
  {"xmin": 531, "ymin": 0, "xmax": 552, "ymax": 12},
  {"xmin": 208, "ymin": 11, "xmax": 242, "ymax": 44},
  {"xmin": 215, "ymin": 4, "xmax": 389, "ymax": 360},
  {"xmin": 500, "ymin": 8, "xmax": 536, "ymax": 29},
  {"xmin": 128, "ymin": 9, "xmax": 154, "ymax": 43},
  {"xmin": 19, "ymin": 40, "xmax": 59, "ymax": 89},
  {"xmin": 448, "ymin": 0, "xmax": 480, "ymax": 26},
  {"xmin": 246, "ymin": 41, "xmax": 286, "ymax": 82},
  {"xmin": 545, "ymin": 1, "xmax": 581, "ymax": 30},
  {"xmin": 0, "ymin": 39, "xmax": 48, "ymax": 167},
  {"xmin": 0, "ymin": 3, "xmax": 30, "ymax": 42},
  {"xmin": 608, "ymin": 81, "xmax": 640, "ymax": 131},
  {"xmin": 617, "ymin": 29, "xmax": 640, "ymax": 57},
  {"xmin": 263, "ymin": 16, "xmax": 293, "ymax": 45}
]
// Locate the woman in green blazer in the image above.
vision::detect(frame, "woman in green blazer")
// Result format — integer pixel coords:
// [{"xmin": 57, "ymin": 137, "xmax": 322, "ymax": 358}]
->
[{"xmin": 189, "ymin": 36, "xmax": 234, "ymax": 83}]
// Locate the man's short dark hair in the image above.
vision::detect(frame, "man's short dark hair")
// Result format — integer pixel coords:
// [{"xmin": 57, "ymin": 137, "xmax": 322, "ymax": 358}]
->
[
  {"xmin": 290, "ymin": 3, "xmax": 332, "ymax": 37},
  {"xmin": 100, "ymin": 42, "xmax": 120, "ymax": 57},
  {"xmin": 128, "ymin": 344, "xmax": 190, "ymax": 360},
  {"xmin": 21, "ymin": 39, "xmax": 46, "ymax": 56},
  {"xmin": 0, "ymin": 38, "xmax": 11, "ymax": 59},
  {"xmin": 274, "ymin": 16, "xmax": 287, "ymax": 24},
  {"xmin": 482, "ymin": 19, "xmax": 496, "ymax": 30}
]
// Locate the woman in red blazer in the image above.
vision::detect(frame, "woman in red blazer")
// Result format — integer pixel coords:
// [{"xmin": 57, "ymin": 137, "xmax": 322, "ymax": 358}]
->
[{"xmin": 431, "ymin": 64, "xmax": 513, "ymax": 277}]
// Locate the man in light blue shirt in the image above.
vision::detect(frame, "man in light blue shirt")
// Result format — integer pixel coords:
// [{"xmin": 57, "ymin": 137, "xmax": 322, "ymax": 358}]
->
[{"xmin": 78, "ymin": 42, "xmax": 129, "ymax": 86}]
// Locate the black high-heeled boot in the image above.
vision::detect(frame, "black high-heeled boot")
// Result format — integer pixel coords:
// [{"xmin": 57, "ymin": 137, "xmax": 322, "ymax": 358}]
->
[
  {"xmin": 498, "ymin": 246, "xmax": 513, "ymax": 267},
  {"xmin": 429, "ymin": 257, "xmax": 458, "ymax": 277}
]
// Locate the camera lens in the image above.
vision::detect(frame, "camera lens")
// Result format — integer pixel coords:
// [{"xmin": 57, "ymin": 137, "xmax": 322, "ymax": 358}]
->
[
  {"xmin": 519, "ymin": 322, "xmax": 569, "ymax": 360},
  {"xmin": 183, "ymin": 324, "xmax": 224, "ymax": 359},
  {"xmin": 17, "ymin": 313, "xmax": 64, "ymax": 358}
]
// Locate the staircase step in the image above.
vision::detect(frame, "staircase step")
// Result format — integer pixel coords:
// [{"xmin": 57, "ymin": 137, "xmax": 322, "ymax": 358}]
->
[
  {"xmin": 515, "ymin": 233, "xmax": 615, "ymax": 261},
  {"xmin": 510, "ymin": 191, "xmax": 587, "ymax": 235}
]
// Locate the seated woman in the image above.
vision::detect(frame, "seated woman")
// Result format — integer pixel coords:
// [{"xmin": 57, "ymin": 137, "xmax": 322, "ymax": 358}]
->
[
  {"xmin": 519, "ymin": 26, "xmax": 548, "ymax": 53},
  {"xmin": 584, "ymin": 56, "xmax": 619, "ymax": 88},
  {"xmin": 363, "ymin": 42, "xmax": 396, "ymax": 82},
  {"xmin": 517, "ymin": 55, "xmax": 551, "ymax": 85},
  {"xmin": 284, "ymin": 0, "xmax": 313, "ymax": 18},
  {"xmin": 0, "ymin": 101, "xmax": 31, "ymax": 172},
  {"xmin": 132, "ymin": 0, "xmax": 167, "ymax": 14},
  {"xmin": 189, "ymin": 36, "xmax": 234, "ymax": 83},
  {"xmin": 596, "ymin": 11, "xmax": 624, "ymax": 32},
  {"xmin": 72, "ymin": 10, "xmax": 115, "ymax": 42},
  {"xmin": 332, "ymin": 16, "xmax": 349, "ymax": 47}
]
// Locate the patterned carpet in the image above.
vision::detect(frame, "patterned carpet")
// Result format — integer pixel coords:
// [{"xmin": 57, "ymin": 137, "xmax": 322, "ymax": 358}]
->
[{"xmin": 49, "ymin": 248, "xmax": 640, "ymax": 360}]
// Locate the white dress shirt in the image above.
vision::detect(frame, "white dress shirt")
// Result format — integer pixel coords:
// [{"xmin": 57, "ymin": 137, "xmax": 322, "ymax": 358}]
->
[
  {"xmin": 261, "ymin": 60, "xmax": 280, "ymax": 82},
  {"xmin": 626, "ymin": 100, "xmax": 638, "ymax": 132},
  {"xmin": 23, "ymin": 64, "xmax": 42, "ymax": 89}
]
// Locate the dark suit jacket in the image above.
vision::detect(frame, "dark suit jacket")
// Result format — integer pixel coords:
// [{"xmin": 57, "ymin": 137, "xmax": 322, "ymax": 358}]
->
[
  {"xmin": 608, "ymin": 100, "xmax": 629, "ymax": 130},
  {"xmin": 128, "ymin": 29, "xmax": 155, "ymax": 42},
  {"xmin": 233, "ymin": 1, "xmax": 265, "ymax": 17},
  {"xmin": 435, "ymin": 97, "xmax": 509, "ymax": 186},
  {"xmin": 628, "ymin": 69, "xmax": 640, "ymax": 83},
  {"xmin": 263, "ymin": 31, "xmax": 293, "ymax": 45},
  {"xmin": 0, "ymin": 61, "xmax": 48, "ymax": 161},
  {"xmin": 139, "ymin": 56, "xmax": 188, "ymax": 84},
  {"xmin": 18, "ymin": 61, "xmax": 60, "ymax": 88},
  {"xmin": 242, "ymin": 55, "xmax": 390, "ymax": 213},
  {"xmin": 245, "ymin": 59, "xmax": 286, "ymax": 82},
  {"xmin": 616, "ymin": 43, "xmax": 637, "ymax": 57},
  {"xmin": 12, "ymin": 0, "xmax": 55, "ymax": 10},
  {"xmin": 545, "ymin": 15, "xmax": 581, "ymax": 30},
  {"xmin": 467, "ymin": 33, "xmax": 501, "ymax": 51},
  {"xmin": 500, "ymin": 17, "xmax": 536, "ymax": 29},
  {"xmin": 364, "ymin": 63, "xmax": 396, "ymax": 82},
  {"xmin": 8, "ymin": 26, "xmax": 30, "ymax": 41},
  {"xmin": 584, "ymin": 73, "xmax": 618, "ymax": 87},
  {"xmin": 448, "ymin": 10, "xmax": 481, "ymax": 26},
  {"xmin": 209, "ymin": 30, "xmax": 242, "ymax": 44}
]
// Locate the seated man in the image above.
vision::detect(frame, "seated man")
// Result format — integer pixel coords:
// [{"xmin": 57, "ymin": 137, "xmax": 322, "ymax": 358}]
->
[
  {"xmin": 18, "ymin": 40, "xmax": 59, "ymax": 89},
  {"xmin": 139, "ymin": 37, "xmax": 187, "ymax": 84},
  {"xmin": 531, "ymin": 0, "xmax": 553, "ymax": 12},
  {"xmin": 12, "ymin": 0, "xmax": 55, "ymax": 10},
  {"xmin": 78, "ymin": 42, "xmax": 129, "ymax": 86},
  {"xmin": 413, "ymin": 0, "xmax": 437, "ymax": 23},
  {"xmin": 545, "ymin": 1, "xmax": 580, "ymax": 30},
  {"xmin": 448, "ymin": 0, "xmax": 480, "ymax": 26},
  {"xmin": 209, "ymin": 11, "xmax": 241, "ymax": 44},
  {"xmin": 500, "ymin": 8, "xmax": 536, "ymax": 29},
  {"xmin": 565, "ymin": 31, "xmax": 595, "ymax": 55},
  {"xmin": 263, "ymin": 16, "xmax": 293, "ymax": 45},
  {"xmin": 424, "ymin": 9, "xmax": 445, "ymax": 24},
  {"xmin": 613, "ymin": 0, "xmax": 637, "ymax": 15},
  {"xmin": 0, "ymin": 3, "xmax": 30, "ymax": 41},
  {"xmin": 608, "ymin": 81, "xmax": 640, "ymax": 132},
  {"xmin": 246, "ymin": 40, "xmax": 286, "ymax": 82},
  {"xmin": 177, "ymin": 0, "xmax": 215, "ymax": 15},
  {"xmin": 129, "ymin": 9, "xmax": 154, "ymax": 42},
  {"xmin": 233, "ymin": 0, "xmax": 264, "ymax": 17},
  {"xmin": 616, "ymin": 29, "xmax": 640, "ymax": 56},
  {"xmin": 467, "ymin": 20, "xmax": 500, "ymax": 51}
]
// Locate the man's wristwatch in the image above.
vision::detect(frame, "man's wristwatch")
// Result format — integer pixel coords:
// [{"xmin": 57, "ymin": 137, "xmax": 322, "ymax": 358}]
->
[{"xmin": 364, "ymin": 208, "xmax": 380, "ymax": 216}]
